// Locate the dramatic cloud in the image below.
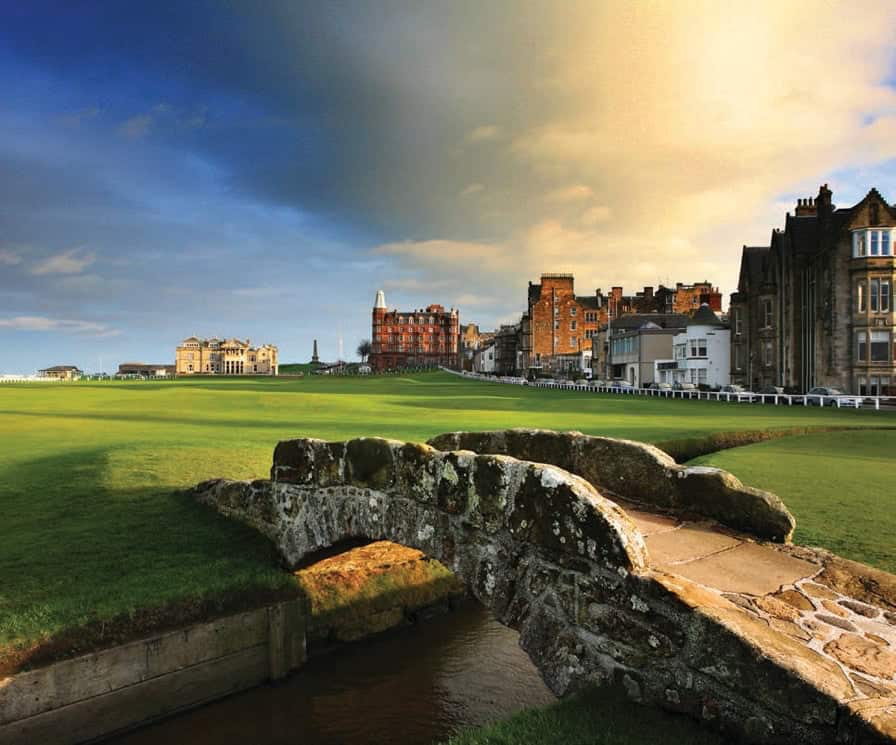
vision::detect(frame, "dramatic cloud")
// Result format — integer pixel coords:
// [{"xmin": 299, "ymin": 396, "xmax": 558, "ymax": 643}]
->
[
  {"xmin": 2, "ymin": 0, "xmax": 896, "ymax": 371},
  {"xmin": 31, "ymin": 249, "xmax": 96, "ymax": 275}
]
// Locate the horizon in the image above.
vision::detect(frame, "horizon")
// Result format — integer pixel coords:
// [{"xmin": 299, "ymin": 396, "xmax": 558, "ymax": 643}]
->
[{"xmin": 3, "ymin": 2, "xmax": 896, "ymax": 374}]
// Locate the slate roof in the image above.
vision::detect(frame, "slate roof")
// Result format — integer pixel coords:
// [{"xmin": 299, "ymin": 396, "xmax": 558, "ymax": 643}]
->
[
  {"xmin": 610, "ymin": 313, "xmax": 688, "ymax": 330},
  {"xmin": 688, "ymin": 304, "xmax": 724, "ymax": 327},
  {"xmin": 577, "ymin": 296, "xmax": 602, "ymax": 310}
]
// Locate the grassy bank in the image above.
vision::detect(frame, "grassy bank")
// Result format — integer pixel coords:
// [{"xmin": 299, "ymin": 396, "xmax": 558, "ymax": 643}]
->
[
  {"xmin": 0, "ymin": 372, "xmax": 892, "ymax": 660},
  {"xmin": 445, "ymin": 688, "xmax": 726, "ymax": 745},
  {"xmin": 690, "ymin": 429, "xmax": 896, "ymax": 572},
  {"xmin": 296, "ymin": 541, "xmax": 463, "ymax": 645}
]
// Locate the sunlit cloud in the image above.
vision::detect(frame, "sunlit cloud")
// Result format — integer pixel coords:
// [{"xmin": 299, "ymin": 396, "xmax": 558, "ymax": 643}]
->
[
  {"xmin": 0, "ymin": 315, "xmax": 119, "ymax": 337},
  {"xmin": 466, "ymin": 124, "xmax": 501, "ymax": 143},
  {"xmin": 0, "ymin": 249, "xmax": 22, "ymax": 266},
  {"xmin": 31, "ymin": 249, "xmax": 96, "ymax": 275}
]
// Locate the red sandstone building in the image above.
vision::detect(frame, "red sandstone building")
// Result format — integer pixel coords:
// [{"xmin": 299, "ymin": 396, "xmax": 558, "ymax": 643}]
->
[
  {"xmin": 369, "ymin": 290, "xmax": 460, "ymax": 371},
  {"xmin": 524, "ymin": 274, "xmax": 604, "ymax": 369}
]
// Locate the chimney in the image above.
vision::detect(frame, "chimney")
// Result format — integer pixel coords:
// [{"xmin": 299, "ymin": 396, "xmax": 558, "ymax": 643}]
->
[
  {"xmin": 643, "ymin": 286, "xmax": 654, "ymax": 300},
  {"xmin": 794, "ymin": 196, "xmax": 817, "ymax": 217},
  {"xmin": 816, "ymin": 183, "xmax": 833, "ymax": 216}
]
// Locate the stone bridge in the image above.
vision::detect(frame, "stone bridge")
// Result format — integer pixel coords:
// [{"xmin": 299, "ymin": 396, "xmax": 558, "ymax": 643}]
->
[{"xmin": 193, "ymin": 430, "xmax": 896, "ymax": 744}]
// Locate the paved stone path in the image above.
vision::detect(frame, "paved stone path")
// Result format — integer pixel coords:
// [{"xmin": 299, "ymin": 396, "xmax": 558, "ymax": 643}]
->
[{"xmin": 627, "ymin": 505, "xmax": 896, "ymax": 739}]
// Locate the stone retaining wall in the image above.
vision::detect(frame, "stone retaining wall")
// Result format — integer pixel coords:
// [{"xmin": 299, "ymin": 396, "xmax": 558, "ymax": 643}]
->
[
  {"xmin": 191, "ymin": 434, "xmax": 893, "ymax": 744},
  {"xmin": 0, "ymin": 599, "xmax": 304, "ymax": 745},
  {"xmin": 427, "ymin": 429, "xmax": 795, "ymax": 542}
]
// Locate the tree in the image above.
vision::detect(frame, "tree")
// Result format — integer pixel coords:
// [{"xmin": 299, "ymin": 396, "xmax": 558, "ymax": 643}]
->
[{"xmin": 357, "ymin": 339, "xmax": 372, "ymax": 362}]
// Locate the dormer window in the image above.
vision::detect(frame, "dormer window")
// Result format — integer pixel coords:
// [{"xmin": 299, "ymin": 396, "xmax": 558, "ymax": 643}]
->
[{"xmin": 853, "ymin": 228, "xmax": 893, "ymax": 257}]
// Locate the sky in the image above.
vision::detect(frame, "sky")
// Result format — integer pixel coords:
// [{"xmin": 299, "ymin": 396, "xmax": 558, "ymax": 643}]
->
[{"xmin": 2, "ymin": 1, "xmax": 896, "ymax": 373}]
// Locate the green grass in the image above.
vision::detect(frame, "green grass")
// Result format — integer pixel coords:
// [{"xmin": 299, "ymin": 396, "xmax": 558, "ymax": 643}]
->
[
  {"xmin": 0, "ymin": 371, "xmax": 892, "ymax": 653},
  {"xmin": 691, "ymin": 429, "xmax": 896, "ymax": 573},
  {"xmin": 444, "ymin": 688, "xmax": 726, "ymax": 745}
]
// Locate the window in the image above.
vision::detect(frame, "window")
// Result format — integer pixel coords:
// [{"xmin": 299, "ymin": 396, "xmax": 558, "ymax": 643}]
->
[
  {"xmin": 570, "ymin": 320, "xmax": 577, "ymax": 330},
  {"xmin": 734, "ymin": 310, "xmax": 742, "ymax": 336},
  {"xmin": 570, "ymin": 307, "xmax": 577, "ymax": 316},
  {"xmin": 763, "ymin": 299, "xmax": 773, "ymax": 328},
  {"xmin": 689, "ymin": 338, "xmax": 707, "ymax": 358},
  {"xmin": 553, "ymin": 320, "xmax": 560, "ymax": 330},
  {"xmin": 570, "ymin": 336, "xmax": 577, "ymax": 348},
  {"xmin": 856, "ymin": 330, "xmax": 867, "ymax": 361},
  {"xmin": 674, "ymin": 343, "xmax": 686, "ymax": 360},
  {"xmin": 763, "ymin": 340, "xmax": 773, "ymax": 366},
  {"xmin": 871, "ymin": 279, "xmax": 879, "ymax": 312},
  {"xmin": 870, "ymin": 331, "xmax": 890, "ymax": 362},
  {"xmin": 857, "ymin": 281, "xmax": 867, "ymax": 313},
  {"xmin": 853, "ymin": 229, "xmax": 893, "ymax": 257},
  {"xmin": 734, "ymin": 344, "xmax": 743, "ymax": 370},
  {"xmin": 698, "ymin": 368, "xmax": 708, "ymax": 384},
  {"xmin": 881, "ymin": 279, "xmax": 891, "ymax": 313}
]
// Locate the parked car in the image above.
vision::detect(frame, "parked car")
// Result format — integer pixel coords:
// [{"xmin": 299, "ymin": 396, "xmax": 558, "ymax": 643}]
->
[
  {"xmin": 721, "ymin": 384, "xmax": 746, "ymax": 393},
  {"xmin": 804, "ymin": 386, "xmax": 863, "ymax": 407},
  {"xmin": 759, "ymin": 385, "xmax": 785, "ymax": 395},
  {"xmin": 672, "ymin": 381, "xmax": 697, "ymax": 391},
  {"xmin": 610, "ymin": 380, "xmax": 633, "ymax": 389},
  {"xmin": 656, "ymin": 382, "xmax": 672, "ymax": 390}
]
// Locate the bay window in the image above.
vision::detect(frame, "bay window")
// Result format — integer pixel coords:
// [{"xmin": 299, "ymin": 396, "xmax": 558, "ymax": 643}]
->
[
  {"xmin": 852, "ymin": 228, "xmax": 894, "ymax": 257},
  {"xmin": 870, "ymin": 331, "xmax": 890, "ymax": 362}
]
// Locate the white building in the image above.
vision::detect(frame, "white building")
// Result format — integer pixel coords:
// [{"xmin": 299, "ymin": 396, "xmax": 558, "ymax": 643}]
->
[
  {"xmin": 659, "ymin": 305, "xmax": 731, "ymax": 388},
  {"xmin": 473, "ymin": 342, "xmax": 496, "ymax": 374}
]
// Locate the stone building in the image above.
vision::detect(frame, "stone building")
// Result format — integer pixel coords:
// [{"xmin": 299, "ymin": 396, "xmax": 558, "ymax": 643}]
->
[
  {"xmin": 369, "ymin": 290, "xmax": 460, "ymax": 371},
  {"xmin": 494, "ymin": 323, "xmax": 521, "ymax": 375},
  {"xmin": 523, "ymin": 274, "xmax": 605, "ymax": 373},
  {"xmin": 175, "ymin": 337, "xmax": 278, "ymax": 375},
  {"xmin": 730, "ymin": 184, "xmax": 895, "ymax": 394},
  {"xmin": 459, "ymin": 323, "xmax": 494, "ymax": 371}
]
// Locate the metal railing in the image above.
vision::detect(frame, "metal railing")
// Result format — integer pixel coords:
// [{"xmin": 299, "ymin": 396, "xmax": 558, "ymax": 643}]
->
[{"xmin": 444, "ymin": 369, "xmax": 894, "ymax": 411}]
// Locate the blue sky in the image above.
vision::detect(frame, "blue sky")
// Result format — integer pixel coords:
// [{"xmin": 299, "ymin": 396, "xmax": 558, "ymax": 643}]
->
[{"xmin": 2, "ymin": 2, "xmax": 896, "ymax": 373}]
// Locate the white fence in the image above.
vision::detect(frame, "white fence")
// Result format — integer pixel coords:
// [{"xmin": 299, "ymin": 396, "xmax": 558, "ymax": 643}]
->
[
  {"xmin": 0, "ymin": 375, "xmax": 63, "ymax": 383},
  {"xmin": 443, "ymin": 369, "xmax": 895, "ymax": 411}
]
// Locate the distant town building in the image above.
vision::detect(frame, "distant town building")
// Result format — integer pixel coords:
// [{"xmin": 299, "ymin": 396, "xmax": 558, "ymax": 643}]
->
[
  {"xmin": 494, "ymin": 323, "xmax": 521, "ymax": 375},
  {"xmin": 369, "ymin": 290, "xmax": 460, "ymax": 371},
  {"xmin": 117, "ymin": 362, "xmax": 176, "ymax": 378},
  {"xmin": 459, "ymin": 323, "xmax": 494, "ymax": 371},
  {"xmin": 175, "ymin": 337, "xmax": 278, "ymax": 375},
  {"xmin": 659, "ymin": 305, "xmax": 730, "ymax": 388},
  {"xmin": 593, "ymin": 313, "xmax": 688, "ymax": 384},
  {"xmin": 473, "ymin": 341, "xmax": 496, "ymax": 374},
  {"xmin": 311, "ymin": 339, "xmax": 321, "ymax": 367},
  {"xmin": 730, "ymin": 184, "xmax": 895, "ymax": 394},
  {"xmin": 523, "ymin": 274, "xmax": 604, "ymax": 373},
  {"xmin": 38, "ymin": 365, "xmax": 83, "ymax": 381}
]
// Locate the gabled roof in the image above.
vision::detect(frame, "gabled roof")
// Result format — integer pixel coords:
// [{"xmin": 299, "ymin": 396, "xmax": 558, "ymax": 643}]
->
[
  {"xmin": 737, "ymin": 246, "xmax": 770, "ymax": 292},
  {"xmin": 688, "ymin": 304, "xmax": 724, "ymax": 327}
]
